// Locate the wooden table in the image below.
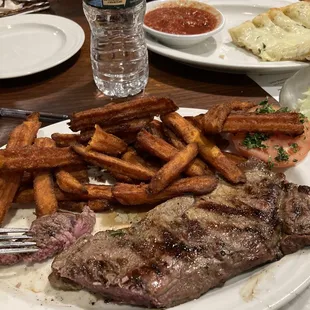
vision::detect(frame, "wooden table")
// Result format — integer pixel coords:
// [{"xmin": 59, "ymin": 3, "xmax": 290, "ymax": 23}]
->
[{"xmin": 0, "ymin": 0, "xmax": 274, "ymax": 146}]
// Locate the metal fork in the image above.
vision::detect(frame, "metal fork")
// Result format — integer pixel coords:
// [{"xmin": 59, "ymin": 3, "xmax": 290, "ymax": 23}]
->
[{"xmin": 0, "ymin": 228, "xmax": 38, "ymax": 254}]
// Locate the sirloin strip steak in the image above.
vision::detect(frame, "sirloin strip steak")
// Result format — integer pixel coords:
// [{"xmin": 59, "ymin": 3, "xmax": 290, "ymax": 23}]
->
[
  {"xmin": 0, "ymin": 206, "xmax": 95, "ymax": 266},
  {"xmin": 49, "ymin": 159, "xmax": 310, "ymax": 308}
]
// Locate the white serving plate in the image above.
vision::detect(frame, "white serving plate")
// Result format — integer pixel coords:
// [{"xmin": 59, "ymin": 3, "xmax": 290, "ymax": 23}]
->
[
  {"xmin": 0, "ymin": 14, "xmax": 85, "ymax": 79},
  {"xmin": 145, "ymin": 0, "xmax": 310, "ymax": 73},
  {"xmin": 1, "ymin": 107, "xmax": 310, "ymax": 310}
]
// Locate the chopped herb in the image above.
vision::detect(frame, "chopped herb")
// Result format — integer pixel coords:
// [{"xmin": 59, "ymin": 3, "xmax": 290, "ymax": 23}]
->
[
  {"xmin": 262, "ymin": 43, "xmax": 266, "ymax": 49},
  {"xmin": 299, "ymin": 112, "xmax": 307, "ymax": 124},
  {"xmin": 275, "ymin": 146, "xmax": 289, "ymax": 162},
  {"xmin": 293, "ymin": 159, "xmax": 298, "ymax": 163},
  {"xmin": 289, "ymin": 143, "xmax": 299, "ymax": 153},
  {"xmin": 258, "ymin": 48, "xmax": 261, "ymax": 54},
  {"xmin": 109, "ymin": 230, "xmax": 125, "ymax": 237},
  {"xmin": 256, "ymin": 98, "xmax": 275, "ymax": 114},
  {"xmin": 242, "ymin": 133, "xmax": 269, "ymax": 149},
  {"xmin": 276, "ymin": 107, "xmax": 290, "ymax": 113},
  {"xmin": 259, "ymin": 98, "xmax": 269, "ymax": 106},
  {"xmin": 267, "ymin": 157, "xmax": 274, "ymax": 170}
]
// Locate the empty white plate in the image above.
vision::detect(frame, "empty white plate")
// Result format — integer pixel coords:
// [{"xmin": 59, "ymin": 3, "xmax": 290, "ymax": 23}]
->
[{"xmin": 0, "ymin": 14, "xmax": 85, "ymax": 79}]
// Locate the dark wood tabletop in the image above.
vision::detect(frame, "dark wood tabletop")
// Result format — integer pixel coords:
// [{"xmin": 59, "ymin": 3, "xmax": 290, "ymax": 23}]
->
[{"xmin": 0, "ymin": 0, "xmax": 274, "ymax": 146}]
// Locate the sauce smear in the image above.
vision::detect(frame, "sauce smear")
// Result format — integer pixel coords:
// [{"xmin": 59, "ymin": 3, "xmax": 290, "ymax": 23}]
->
[{"xmin": 144, "ymin": 6, "xmax": 218, "ymax": 35}]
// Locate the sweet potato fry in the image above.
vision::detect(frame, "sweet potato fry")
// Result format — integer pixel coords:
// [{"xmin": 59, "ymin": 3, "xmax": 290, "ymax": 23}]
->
[
  {"xmin": 0, "ymin": 113, "xmax": 41, "ymax": 224},
  {"xmin": 101, "ymin": 117, "xmax": 154, "ymax": 135},
  {"xmin": 69, "ymin": 97, "xmax": 178, "ymax": 132},
  {"xmin": 59, "ymin": 200, "xmax": 110, "ymax": 212},
  {"xmin": 0, "ymin": 146, "xmax": 83, "ymax": 171},
  {"xmin": 33, "ymin": 138, "xmax": 58, "ymax": 217},
  {"xmin": 55, "ymin": 169, "xmax": 88, "ymax": 194},
  {"xmin": 21, "ymin": 171, "xmax": 33, "ymax": 186},
  {"xmin": 148, "ymin": 143, "xmax": 198, "ymax": 194},
  {"xmin": 51, "ymin": 133, "xmax": 81, "ymax": 147},
  {"xmin": 161, "ymin": 112, "xmax": 246, "ymax": 184},
  {"xmin": 122, "ymin": 147, "xmax": 159, "ymax": 173},
  {"xmin": 88, "ymin": 125, "xmax": 127, "ymax": 155},
  {"xmin": 14, "ymin": 188, "xmax": 35, "ymax": 204},
  {"xmin": 78, "ymin": 117, "xmax": 154, "ymax": 144},
  {"xmin": 230, "ymin": 101, "xmax": 256, "ymax": 111},
  {"xmin": 202, "ymin": 103, "xmax": 232, "ymax": 134},
  {"xmin": 113, "ymin": 175, "xmax": 218, "ymax": 205},
  {"xmin": 163, "ymin": 127, "xmax": 211, "ymax": 174},
  {"xmin": 222, "ymin": 152, "xmax": 247, "ymax": 165},
  {"xmin": 137, "ymin": 129, "xmax": 210, "ymax": 177},
  {"xmin": 109, "ymin": 170, "xmax": 134, "ymax": 183},
  {"xmin": 15, "ymin": 184, "xmax": 114, "ymax": 203},
  {"xmin": 222, "ymin": 112, "xmax": 304, "ymax": 135},
  {"xmin": 62, "ymin": 164, "xmax": 89, "ymax": 183},
  {"xmin": 73, "ymin": 144, "xmax": 155, "ymax": 181},
  {"xmin": 145, "ymin": 120, "xmax": 166, "ymax": 140}
]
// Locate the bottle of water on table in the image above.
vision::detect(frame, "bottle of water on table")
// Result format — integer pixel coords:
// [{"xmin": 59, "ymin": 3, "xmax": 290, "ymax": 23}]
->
[{"xmin": 83, "ymin": 0, "xmax": 149, "ymax": 98}]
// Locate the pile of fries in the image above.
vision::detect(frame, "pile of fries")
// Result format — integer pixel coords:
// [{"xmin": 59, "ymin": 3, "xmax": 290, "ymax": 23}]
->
[{"xmin": 2, "ymin": 96, "xmax": 299, "ymax": 226}]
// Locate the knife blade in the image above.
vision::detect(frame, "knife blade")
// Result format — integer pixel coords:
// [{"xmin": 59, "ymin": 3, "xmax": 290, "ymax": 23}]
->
[{"xmin": 0, "ymin": 108, "xmax": 69, "ymax": 123}]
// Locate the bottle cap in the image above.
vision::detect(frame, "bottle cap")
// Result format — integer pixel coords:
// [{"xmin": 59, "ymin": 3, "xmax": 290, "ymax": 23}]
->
[{"xmin": 84, "ymin": 0, "xmax": 143, "ymax": 9}]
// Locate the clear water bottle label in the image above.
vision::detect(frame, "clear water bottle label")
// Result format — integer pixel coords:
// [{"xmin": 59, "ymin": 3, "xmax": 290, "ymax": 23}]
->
[{"xmin": 85, "ymin": 0, "xmax": 143, "ymax": 9}]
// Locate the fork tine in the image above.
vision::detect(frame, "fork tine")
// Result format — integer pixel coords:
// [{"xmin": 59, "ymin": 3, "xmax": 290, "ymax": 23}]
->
[
  {"xmin": 0, "ymin": 241, "xmax": 37, "ymax": 248},
  {"xmin": 0, "ymin": 228, "xmax": 30, "ymax": 234},
  {"xmin": 0, "ymin": 235, "xmax": 33, "ymax": 240},
  {"xmin": 0, "ymin": 248, "xmax": 38, "ymax": 254}
]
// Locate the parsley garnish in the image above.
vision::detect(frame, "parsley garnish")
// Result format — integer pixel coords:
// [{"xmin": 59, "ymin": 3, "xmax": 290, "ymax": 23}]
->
[
  {"xmin": 109, "ymin": 230, "xmax": 125, "ymax": 237},
  {"xmin": 299, "ymin": 113, "xmax": 307, "ymax": 124},
  {"xmin": 293, "ymin": 159, "xmax": 298, "ymax": 163},
  {"xmin": 242, "ymin": 133, "xmax": 269, "ymax": 149},
  {"xmin": 275, "ymin": 146, "xmax": 289, "ymax": 162},
  {"xmin": 276, "ymin": 107, "xmax": 290, "ymax": 113},
  {"xmin": 289, "ymin": 143, "xmax": 299, "ymax": 153},
  {"xmin": 255, "ymin": 98, "xmax": 275, "ymax": 114},
  {"xmin": 267, "ymin": 157, "xmax": 274, "ymax": 170}
]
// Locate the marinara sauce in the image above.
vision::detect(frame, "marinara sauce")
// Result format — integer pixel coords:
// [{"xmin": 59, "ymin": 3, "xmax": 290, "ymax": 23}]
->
[{"xmin": 144, "ymin": 6, "xmax": 218, "ymax": 35}]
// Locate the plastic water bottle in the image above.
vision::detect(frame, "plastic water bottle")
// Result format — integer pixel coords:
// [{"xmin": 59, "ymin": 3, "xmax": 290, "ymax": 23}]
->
[{"xmin": 83, "ymin": 0, "xmax": 149, "ymax": 98}]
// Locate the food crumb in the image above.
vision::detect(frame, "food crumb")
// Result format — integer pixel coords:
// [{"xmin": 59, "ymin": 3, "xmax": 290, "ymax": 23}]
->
[
  {"xmin": 219, "ymin": 54, "xmax": 225, "ymax": 59},
  {"xmin": 15, "ymin": 282, "xmax": 22, "ymax": 288}
]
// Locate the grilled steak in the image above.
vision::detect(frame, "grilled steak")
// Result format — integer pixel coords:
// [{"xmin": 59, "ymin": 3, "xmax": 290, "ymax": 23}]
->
[
  {"xmin": 0, "ymin": 206, "xmax": 95, "ymax": 266},
  {"xmin": 49, "ymin": 159, "xmax": 310, "ymax": 308}
]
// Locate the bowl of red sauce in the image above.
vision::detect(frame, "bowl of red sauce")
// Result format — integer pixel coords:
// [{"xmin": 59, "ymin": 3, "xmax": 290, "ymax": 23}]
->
[{"xmin": 144, "ymin": 0, "xmax": 225, "ymax": 48}]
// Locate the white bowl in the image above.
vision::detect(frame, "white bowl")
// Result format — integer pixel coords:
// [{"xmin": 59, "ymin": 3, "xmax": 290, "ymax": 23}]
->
[
  {"xmin": 279, "ymin": 67, "xmax": 310, "ymax": 112},
  {"xmin": 143, "ymin": 0, "xmax": 225, "ymax": 48}
]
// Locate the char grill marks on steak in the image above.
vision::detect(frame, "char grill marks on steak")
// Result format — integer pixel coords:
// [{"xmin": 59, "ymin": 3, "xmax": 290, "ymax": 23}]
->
[
  {"xmin": 0, "ymin": 206, "xmax": 95, "ymax": 266},
  {"xmin": 50, "ymin": 158, "xmax": 310, "ymax": 308}
]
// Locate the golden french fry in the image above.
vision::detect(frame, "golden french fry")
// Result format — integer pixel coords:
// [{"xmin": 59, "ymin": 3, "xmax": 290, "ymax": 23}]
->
[
  {"xmin": 73, "ymin": 144, "xmax": 155, "ymax": 181},
  {"xmin": 88, "ymin": 125, "xmax": 127, "ymax": 156},
  {"xmin": 33, "ymin": 138, "xmax": 58, "ymax": 217},
  {"xmin": 161, "ymin": 112, "xmax": 246, "ymax": 184},
  {"xmin": 148, "ymin": 143, "xmax": 198, "ymax": 194},
  {"xmin": 113, "ymin": 175, "xmax": 218, "ymax": 205},
  {"xmin": 0, "ymin": 113, "xmax": 41, "ymax": 224}
]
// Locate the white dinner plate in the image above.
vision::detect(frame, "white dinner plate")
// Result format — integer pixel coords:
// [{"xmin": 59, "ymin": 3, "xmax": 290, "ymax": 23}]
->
[
  {"xmin": 1, "ymin": 107, "xmax": 310, "ymax": 310},
  {"xmin": 145, "ymin": 0, "xmax": 310, "ymax": 73},
  {"xmin": 0, "ymin": 14, "xmax": 85, "ymax": 79}
]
